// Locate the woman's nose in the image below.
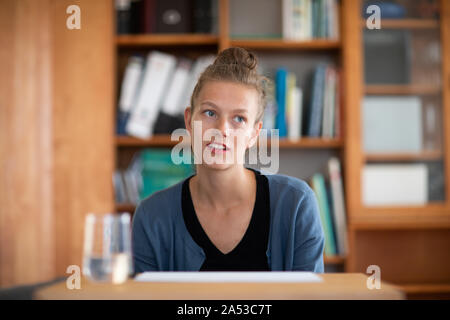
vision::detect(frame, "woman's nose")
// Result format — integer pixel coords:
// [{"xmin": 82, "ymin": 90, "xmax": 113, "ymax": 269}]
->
[{"xmin": 217, "ymin": 118, "xmax": 230, "ymax": 137}]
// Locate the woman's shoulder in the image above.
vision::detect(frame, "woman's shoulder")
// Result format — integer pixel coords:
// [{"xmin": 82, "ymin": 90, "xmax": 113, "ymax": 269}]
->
[
  {"xmin": 261, "ymin": 170, "xmax": 314, "ymax": 200},
  {"xmin": 133, "ymin": 176, "xmax": 190, "ymax": 223}
]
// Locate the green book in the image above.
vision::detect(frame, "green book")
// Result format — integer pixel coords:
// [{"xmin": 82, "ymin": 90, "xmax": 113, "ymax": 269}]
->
[
  {"xmin": 311, "ymin": 173, "xmax": 337, "ymax": 256},
  {"xmin": 140, "ymin": 148, "xmax": 193, "ymax": 199}
]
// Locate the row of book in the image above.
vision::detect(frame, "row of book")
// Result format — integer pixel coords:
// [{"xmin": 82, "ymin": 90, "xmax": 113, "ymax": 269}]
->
[
  {"xmin": 114, "ymin": 149, "xmax": 194, "ymax": 204},
  {"xmin": 272, "ymin": 64, "xmax": 340, "ymax": 139},
  {"xmin": 116, "ymin": 0, "xmax": 216, "ymax": 34},
  {"xmin": 117, "ymin": 51, "xmax": 340, "ymax": 139},
  {"xmin": 309, "ymin": 157, "xmax": 348, "ymax": 256},
  {"xmin": 282, "ymin": 0, "xmax": 340, "ymax": 41},
  {"xmin": 117, "ymin": 52, "xmax": 215, "ymax": 138}
]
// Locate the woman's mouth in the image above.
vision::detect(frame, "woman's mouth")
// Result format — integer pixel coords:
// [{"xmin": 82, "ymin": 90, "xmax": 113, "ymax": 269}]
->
[{"xmin": 206, "ymin": 142, "xmax": 228, "ymax": 153}]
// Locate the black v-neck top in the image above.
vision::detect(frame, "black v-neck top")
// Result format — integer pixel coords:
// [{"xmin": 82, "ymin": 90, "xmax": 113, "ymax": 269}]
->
[{"xmin": 181, "ymin": 168, "xmax": 271, "ymax": 271}]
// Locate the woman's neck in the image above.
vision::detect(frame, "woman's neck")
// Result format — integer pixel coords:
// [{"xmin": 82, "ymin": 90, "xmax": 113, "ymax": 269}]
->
[{"xmin": 190, "ymin": 165, "xmax": 256, "ymax": 212}]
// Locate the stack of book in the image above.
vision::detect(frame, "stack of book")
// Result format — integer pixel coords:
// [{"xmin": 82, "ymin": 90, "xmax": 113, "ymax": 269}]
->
[
  {"xmin": 117, "ymin": 52, "xmax": 215, "ymax": 138},
  {"xmin": 114, "ymin": 148, "xmax": 194, "ymax": 205},
  {"xmin": 116, "ymin": 0, "xmax": 217, "ymax": 34},
  {"xmin": 270, "ymin": 63, "xmax": 340, "ymax": 139},
  {"xmin": 282, "ymin": 0, "xmax": 340, "ymax": 40},
  {"xmin": 309, "ymin": 157, "xmax": 348, "ymax": 257}
]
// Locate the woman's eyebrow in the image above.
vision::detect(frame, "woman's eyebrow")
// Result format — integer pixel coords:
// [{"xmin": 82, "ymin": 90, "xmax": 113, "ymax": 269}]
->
[
  {"xmin": 200, "ymin": 101, "xmax": 248, "ymax": 113},
  {"xmin": 200, "ymin": 101, "xmax": 219, "ymax": 109}
]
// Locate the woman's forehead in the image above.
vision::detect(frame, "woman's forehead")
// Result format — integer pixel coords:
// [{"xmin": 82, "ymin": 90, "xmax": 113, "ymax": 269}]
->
[{"xmin": 197, "ymin": 81, "xmax": 258, "ymax": 111}]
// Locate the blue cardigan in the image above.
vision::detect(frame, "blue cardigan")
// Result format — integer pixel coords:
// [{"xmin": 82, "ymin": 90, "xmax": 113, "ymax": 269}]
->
[{"xmin": 131, "ymin": 169, "xmax": 325, "ymax": 273}]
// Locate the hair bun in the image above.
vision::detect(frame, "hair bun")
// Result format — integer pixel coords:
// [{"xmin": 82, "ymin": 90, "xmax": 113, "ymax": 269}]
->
[{"xmin": 213, "ymin": 47, "xmax": 258, "ymax": 71}]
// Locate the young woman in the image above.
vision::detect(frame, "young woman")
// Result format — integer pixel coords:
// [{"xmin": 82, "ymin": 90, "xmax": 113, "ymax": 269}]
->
[{"xmin": 132, "ymin": 47, "xmax": 324, "ymax": 272}]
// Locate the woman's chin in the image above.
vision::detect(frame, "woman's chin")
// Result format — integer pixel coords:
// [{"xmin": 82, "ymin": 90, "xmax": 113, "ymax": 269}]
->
[{"xmin": 200, "ymin": 160, "xmax": 238, "ymax": 171}]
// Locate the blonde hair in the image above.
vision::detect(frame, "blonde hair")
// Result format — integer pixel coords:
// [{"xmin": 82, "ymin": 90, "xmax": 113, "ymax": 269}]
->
[{"xmin": 190, "ymin": 47, "xmax": 272, "ymax": 123}]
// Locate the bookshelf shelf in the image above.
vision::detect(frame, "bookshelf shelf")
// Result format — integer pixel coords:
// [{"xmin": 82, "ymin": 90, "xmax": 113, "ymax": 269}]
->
[
  {"xmin": 116, "ymin": 135, "xmax": 344, "ymax": 149},
  {"xmin": 364, "ymin": 151, "xmax": 443, "ymax": 162},
  {"xmin": 116, "ymin": 203, "xmax": 136, "ymax": 213},
  {"xmin": 116, "ymin": 135, "xmax": 189, "ymax": 147},
  {"xmin": 229, "ymin": 39, "xmax": 341, "ymax": 50},
  {"xmin": 360, "ymin": 18, "xmax": 440, "ymax": 29},
  {"xmin": 400, "ymin": 283, "xmax": 450, "ymax": 297},
  {"xmin": 116, "ymin": 34, "xmax": 219, "ymax": 47},
  {"xmin": 365, "ymin": 85, "xmax": 441, "ymax": 96},
  {"xmin": 350, "ymin": 205, "xmax": 450, "ymax": 230},
  {"xmin": 323, "ymin": 255, "xmax": 346, "ymax": 265},
  {"xmin": 275, "ymin": 138, "xmax": 343, "ymax": 148}
]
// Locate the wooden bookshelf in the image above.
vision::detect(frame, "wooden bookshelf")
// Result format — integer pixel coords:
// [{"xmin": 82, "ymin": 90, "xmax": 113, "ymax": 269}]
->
[
  {"xmin": 364, "ymin": 150, "xmax": 443, "ymax": 162},
  {"xmin": 116, "ymin": 135, "xmax": 189, "ymax": 147},
  {"xmin": 229, "ymin": 39, "xmax": 341, "ymax": 50},
  {"xmin": 323, "ymin": 255, "xmax": 346, "ymax": 265},
  {"xmin": 116, "ymin": 203, "xmax": 136, "ymax": 213},
  {"xmin": 344, "ymin": 0, "xmax": 450, "ymax": 294},
  {"xmin": 365, "ymin": 84, "xmax": 441, "ymax": 96},
  {"xmin": 400, "ymin": 283, "xmax": 450, "ymax": 299},
  {"xmin": 361, "ymin": 18, "xmax": 440, "ymax": 29},
  {"xmin": 116, "ymin": 34, "xmax": 219, "ymax": 47}
]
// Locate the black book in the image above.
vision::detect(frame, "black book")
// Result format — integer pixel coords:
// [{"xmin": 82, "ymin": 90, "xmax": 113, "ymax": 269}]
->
[
  {"xmin": 129, "ymin": 0, "xmax": 143, "ymax": 34},
  {"xmin": 153, "ymin": 112, "xmax": 186, "ymax": 135},
  {"xmin": 116, "ymin": 0, "xmax": 131, "ymax": 34},
  {"xmin": 155, "ymin": 0, "xmax": 192, "ymax": 33},
  {"xmin": 192, "ymin": 0, "xmax": 212, "ymax": 33}
]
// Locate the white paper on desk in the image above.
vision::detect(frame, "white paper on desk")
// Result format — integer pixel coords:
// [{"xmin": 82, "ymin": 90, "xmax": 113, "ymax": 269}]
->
[{"xmin": 134, "ymin": 272, "xmax": 322, "ymax": 283}]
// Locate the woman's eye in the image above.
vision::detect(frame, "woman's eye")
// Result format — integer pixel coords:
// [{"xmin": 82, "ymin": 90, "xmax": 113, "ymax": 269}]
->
[
  {"xmin": 234, "ymin": 116, "xmax": 246, "ymax": 124},
  {"xmin": 204, "ymin": 110, "xmax": 215, "ymax": 118}
]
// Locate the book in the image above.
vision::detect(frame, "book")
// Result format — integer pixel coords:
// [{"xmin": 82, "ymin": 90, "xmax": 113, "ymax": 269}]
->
[
  {"xmin": 141, "ymin": 0, "xmax": 156, "ymax": 33},
  {"xmin": 286, "ymin": 72, "xmax": 296, "ymax": 138},
  {"xmin": 327, "ymin": 157, "xmax": 348, "ymax": 255},
  {"xmin": 282, "ymin": 0, "xmax": 293, "ymax": 40},
  {"xmin": 115, "ymin": 0, "xmax": 131, "ymax": 34},
  {"xmin": 363, "ymin": 96, "xmax": 423, "ymax": 153},
  {"xmin": 113, "ymin": 170, "xmax": 128, "ymax": 204},
  {"xmin": 311, "ymin": 173, "xmax": 337, "ymax": 256},
  {"xmin": 193, "ymin": 0, "xmax": 213, "ymax": 33},
  {"xmin": 364, "ymin": 29, "xmax": 411, "ymax": 85},
  {"xmin": 154, "ymin": 58, "xmax": 192, "ymax": 134},
  {"xmin": 362, "ymin": 1, "xmax": 406, "ymax": 19},
  {"xmin": 288, "ymin": 86, "xmax": 303, "ymax": 140},
  {"xmin": 306, "ymin": 64, "xmax": 326, "ymax": 137},
  {"xmin": 321, "ymin": 65, "xmax": 337, "ymax": 138},
  {"xmin": 275, "ymin": 68, "xmax": 288, "ymax": 138},
  {"xmin": 140, "ymin": 149, "xmax": 193, "ymax": 198},
  {"xmin": 129, "ymin": 0, "xmax": 143, "ymax": 34},
  {"xmin": 126, "ymin": 51, "xmax": 177, "ymax": 138},
  {"xmin": 177, "ymin": 55, "xmax": 215, "ymax": 114},
  {"xmin": 362, "ymin": 164, "xmax": 428, "ymax": 206},
  {"xmin": 155, "ymin": 0, "xmax": 192, "ymax": 33},
  {"xmin": 117, "ymin": 55, "xmax": 144, "ymax": 135}
]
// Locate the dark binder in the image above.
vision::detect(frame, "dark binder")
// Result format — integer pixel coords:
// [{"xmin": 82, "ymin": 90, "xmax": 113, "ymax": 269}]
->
[
  {"xmin": 141, "ymin": 0, "xmax": 156, "ymax": 33},
  {"xmin": 193, "ymin": 0, "xmax": 212, "ymax": 33},
  {"xmin": 153, "ymin": 112, "xmax": 186, "ymax": 135},
  {"xmin": 155, "ymin": 0, "xmax": 192, "ymax": 33}
]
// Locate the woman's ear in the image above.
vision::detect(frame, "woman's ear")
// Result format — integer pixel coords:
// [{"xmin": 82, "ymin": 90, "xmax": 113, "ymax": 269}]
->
[
  {"xmin": 184, "ymin": 106, "xmax": 192, "ymax": 134},
  {"xmin": 247, "ymin": 120, "xmax": 263, "ymax": 149}
]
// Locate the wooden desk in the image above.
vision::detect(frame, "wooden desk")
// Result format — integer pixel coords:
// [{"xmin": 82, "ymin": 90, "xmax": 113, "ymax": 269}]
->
[{"xmin": 34, "ymin": 273, "xmax": 405, "ymax": 300}]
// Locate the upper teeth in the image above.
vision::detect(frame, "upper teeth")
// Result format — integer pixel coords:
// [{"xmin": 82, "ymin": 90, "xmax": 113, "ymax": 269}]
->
[{"xmin": 209, "ymin": 143, "xmax": 225, "ymax": 150}]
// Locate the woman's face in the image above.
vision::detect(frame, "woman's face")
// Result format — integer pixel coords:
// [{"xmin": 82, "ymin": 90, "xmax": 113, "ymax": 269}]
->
[{"xmin": 185, "ymin": 80, "xmax": 262, "ymax": 171}]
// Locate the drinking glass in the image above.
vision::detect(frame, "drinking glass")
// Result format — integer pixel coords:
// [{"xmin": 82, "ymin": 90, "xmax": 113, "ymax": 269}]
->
[{"xmin": 82, "ymin": 212, "xmax": 133, "ymax": 284}]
